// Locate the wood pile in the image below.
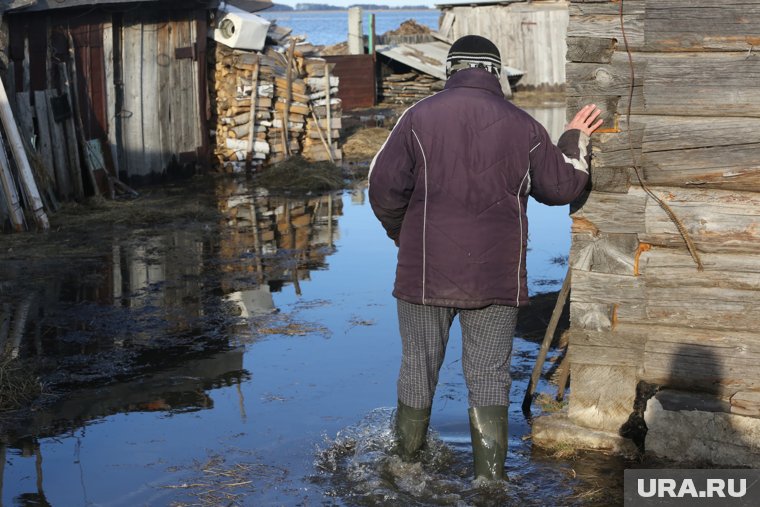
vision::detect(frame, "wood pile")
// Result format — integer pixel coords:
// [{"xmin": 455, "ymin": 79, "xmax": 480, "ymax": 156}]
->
[
  {"xmin": 211, "ymin": 23, "xmax": 343, "ymax": 172},
  {"xmin": 535, "ymin": 0, "xmax": 760, "ymax": 466},
  {"xmin": 380, "ymin": 72, "xmax": 444, "ymax": 105}
]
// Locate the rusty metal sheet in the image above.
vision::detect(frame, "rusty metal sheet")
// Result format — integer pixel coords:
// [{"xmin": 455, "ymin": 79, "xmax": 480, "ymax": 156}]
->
[{"xmin": 324, "ymin": 54, "xmax": 376, "ymax": 110}]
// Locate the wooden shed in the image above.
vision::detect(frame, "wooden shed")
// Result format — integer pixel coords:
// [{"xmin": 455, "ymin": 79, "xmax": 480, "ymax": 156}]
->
[
  {"xmin": 533, "ymin": 0, "xmax": 760, "ymax": 467},
  {"xmin": 436, "ymin": 0, "xmax": 568, "ymax": 89},
  {"xmin": 1, "ymin": 0, "xmax": 216, "ymax": 188}
]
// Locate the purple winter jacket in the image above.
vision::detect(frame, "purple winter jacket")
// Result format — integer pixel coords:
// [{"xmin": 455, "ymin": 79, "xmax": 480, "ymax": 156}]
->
[{"xmin": 368, "ymin": 68, "xmax": 591, "ymax": 309}]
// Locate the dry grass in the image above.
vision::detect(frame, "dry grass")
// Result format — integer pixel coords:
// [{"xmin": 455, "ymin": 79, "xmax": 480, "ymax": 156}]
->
[
  {"xmin": 166, "ymin": 454, "xmax": 287, "ymax": 507},
  {"xmin": 544, "ymin": 441, "xmax": 581, "ymax": 460},
  {"xmin": 0, "ymin": 356, "xmax": 42, "ymax": 412},
  {"xmin": 254, "ymin": 157, "xmax": 344, "ymax": 192},
  {"xmin": 341, "ymin": 127, "xmax": 390, "ymax": 161},
  {"xmin": 535, "ymin": 392, "xmax": 567, "ymax": 413}
]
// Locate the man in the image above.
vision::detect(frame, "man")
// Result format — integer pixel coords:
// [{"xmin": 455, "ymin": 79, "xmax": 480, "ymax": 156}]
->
[{"xmin": 368, "ymin": 35, "xmax": 602, "ymax": 481}]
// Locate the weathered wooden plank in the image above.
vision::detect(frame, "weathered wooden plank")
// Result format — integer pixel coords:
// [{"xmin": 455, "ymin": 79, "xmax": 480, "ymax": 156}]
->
[
  {"xmin": 568, "ymin": 363, "xmax": 638, "ymax": 432},
  {"xmin": 33, "ymin": 90, "xmax": 55, "ymax": 182},
  {"xmin": 14, "ymin": 92, "xmax": 34, "ymax": 141},
  {"xmin": 103, "ymin": 15, "xmax": 119, "ymax": 176},
  {"xmin": 642, "ymin": 116, "xmax": 760, "ymax": 154},
  {"xmin": 644, "ymin": 0, "xmax": 760, "ymax": 52},
  {"xmin": 591, "ymin": 116, "xmax": 760, "ymax": 191},
  {"xmin": 156, "ymin": 21, "xmax": 172, "ymax": 171},
  {"xmin": 567, "ymin": 36, "xmax": 617, "ymax": 64},
  {"xmin": 570, "ymin": 302, "xmax": 615, "ymax": 332},
  {"xmin": 642, "ymin": 187, "xmax": 760, "ymax": 253},
  {"xmin": 644, "ymin": 341, "xmax": 760, "ymax": 397},
  {"xmin": 120, "ymin": 16, "xmax": 142, "ymax": 178},
  {"xmin": 570, "ymin": 52, "xmax": 760, "ymax": 120},
  {"xmin": 571, "ymin": 186, "xmax": 647, "ymax": 234},
  {"xmin": 568, "ymin": 1, "xmax": 645, "ymax": 51},
  {"xmin": 590, "ymin": 117, "xmax": 643, "ymax": 171},
  {"xmin": 449, "ymin": 4, "xmax": 568, "ymax": 87},
  {"xmin": 59, "ymin": 64, "xmax": 84, "ymax": 200},
  {"xmin": 641, "ymin": 145, "xmax": 760, "ymax": 192},
  {"xmin": 141, "ymin": 15, "xmax": 161, "ymax": 175},
  {"xmin": 568, "ymin": 327, "xmax": 646, "ymax": 367},
  {"xmin": 46, "ymin": 90, "xmax": 71, "ymax": 198},
  {"xmin": 189, "ymin": 16, "xmax": 202, "ymax": 155},
  {"xmin": 571, "ymin": 270, "xmax": 644, "ymax": 306},
  {"xmin": 644, "ymin": 52, "xmax": 760, "ymax": 117},
  {"xmin": 568, "ymin": 231, "xmax": 638, "ymax": 276},
  {"xmin": 639, "ymin": 249, "xmax": 760, "ymax": 284},
  {"xmin": 174, "ymin": 18, "xmax": 197, "ymax": 156}
]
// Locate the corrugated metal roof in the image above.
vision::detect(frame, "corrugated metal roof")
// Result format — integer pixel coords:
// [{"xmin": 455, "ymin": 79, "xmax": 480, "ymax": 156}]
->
[{"xmin": 377, "ymin": 40, "xmax": 524, "ymax": 83}]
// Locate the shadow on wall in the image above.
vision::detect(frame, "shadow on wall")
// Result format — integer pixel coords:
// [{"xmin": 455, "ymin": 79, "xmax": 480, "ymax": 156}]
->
[{"xmin": 625, "ymin": 343, "xmax": 760, "ymax": 466}]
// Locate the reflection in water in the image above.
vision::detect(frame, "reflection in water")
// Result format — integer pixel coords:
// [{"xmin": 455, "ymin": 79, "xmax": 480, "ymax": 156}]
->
[
  {"xmin": 1, "ymin": 164, "xmax": 625, "ymax": 505},
  {"xmin": 0, "ymin": 178, "xmax": 348, "ymax": 504},
  {"xmin": 215, "ymin": 178, "xmax": 343, "ymax": 301}
]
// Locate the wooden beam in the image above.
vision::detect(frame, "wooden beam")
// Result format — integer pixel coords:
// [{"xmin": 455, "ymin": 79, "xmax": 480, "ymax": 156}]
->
[
  {"xmin": 0, "ymin": 76, "xmax": 48, "ymax": 229},
  {"xmin": 644, "ymin": 0, "xmax": 760, "ymax": 52}
]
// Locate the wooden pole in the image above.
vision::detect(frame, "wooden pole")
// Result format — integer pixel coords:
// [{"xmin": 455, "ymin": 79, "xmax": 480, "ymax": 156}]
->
[
  {"xmin": 327, "ymin": 193, "xmax": 333, "ymax": 249},
  {"xmin": 0, "ymin": 77, "xmax": 49, "ymax": 230},
  {"xmin": 309, "ymin": 109, "xmax": 334, "ymax": 164},
  {"xmin": 324, "ymin": 62, "xmax": 333, "ymax": 161},
  {"xmin": 555, "ymin": 352, "xmax": 571, "ymax": 402},
  {"xmin": 283, "ymin": 38, "xmax": 296, "ymax": 158},
  {"xmin": 57, "ymin": 62, "xmax": 84, "ymax": 200},
  {"xmin": 522, "ymin": 268, "xmax": 572, "ymax": 411},
  {"xmin": 347, "ymin": 7, "xmax": 364, "ymax": 55},
  {"xmin": 65, "ymin": 31, "xmax": 100, "ymax": 196},
  {"xmin": 244, "ymin": 62, "xmax": 260, "ymax": 172},
  {"xmin": 46, "ymin": 89, "xmax": 71, "ymax": 199},
  {"xmin": 0, "ymin": 142, "xmax": 25, "ymax": 231}
]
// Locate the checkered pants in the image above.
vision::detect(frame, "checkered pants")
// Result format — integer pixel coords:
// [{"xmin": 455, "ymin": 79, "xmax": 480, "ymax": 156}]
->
[{"xmin": 396, "ymin": 299, "xmax": 519, "ymax": 409}]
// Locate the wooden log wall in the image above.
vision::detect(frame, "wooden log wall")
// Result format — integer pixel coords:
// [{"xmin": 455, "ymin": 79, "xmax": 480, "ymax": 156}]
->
[
  {"xmin": 439, "ymin": 0, "xmax": 568, "ymax": 88},
  {"xmin": 565, "ymin": 0, "xmax": 760, "ymax": 443},
  {"xmin": 210, "ymin": 25, "xmax": 342, "ymax": 172}
]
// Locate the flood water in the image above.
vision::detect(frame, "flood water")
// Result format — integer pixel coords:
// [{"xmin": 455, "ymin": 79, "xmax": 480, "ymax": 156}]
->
[{"xmin": 1, "ymin": 108, "xmax": 633, "ymax": 506}]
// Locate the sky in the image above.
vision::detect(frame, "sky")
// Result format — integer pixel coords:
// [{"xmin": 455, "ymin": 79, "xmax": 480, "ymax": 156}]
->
[{"xmin": 274, "ymin": 1, "xmax": 437, "ymax": 7}]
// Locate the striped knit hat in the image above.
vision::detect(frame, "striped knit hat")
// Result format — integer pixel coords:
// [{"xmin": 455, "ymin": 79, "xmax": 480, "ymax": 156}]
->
[{"xmin": 446, "ymin": 35, "xmax": 501, "ymax": 79}]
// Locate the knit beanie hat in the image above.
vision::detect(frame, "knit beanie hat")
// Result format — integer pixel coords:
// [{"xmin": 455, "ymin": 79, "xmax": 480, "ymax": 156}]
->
[{"xmin": 446, "ymin": 35, "xmax": 501, "ymax": 79}]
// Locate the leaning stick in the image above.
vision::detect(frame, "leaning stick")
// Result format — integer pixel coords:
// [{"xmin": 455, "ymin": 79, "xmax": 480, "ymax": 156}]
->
[{"xmin": 522, "ymin": 267, "xmax": 571, "ymax": 411}]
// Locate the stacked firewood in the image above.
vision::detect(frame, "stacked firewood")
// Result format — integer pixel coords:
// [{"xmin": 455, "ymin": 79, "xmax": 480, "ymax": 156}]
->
[
  {"xmin": 303, "ymin": 60, "xmax": 342, "ymax": 162},
  {"xmin": 211, "ymin": 24, "xmax": 342, "ymax": 172},
  {"xmin": 380, "ymin": 71, "xmax": 444, "ymax": 105}
]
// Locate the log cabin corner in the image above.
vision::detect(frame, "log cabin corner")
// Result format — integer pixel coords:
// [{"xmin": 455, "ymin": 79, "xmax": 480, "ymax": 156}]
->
[{"xmin": 532, "ymin": 0, "xmax": 760, "ymax": 467}]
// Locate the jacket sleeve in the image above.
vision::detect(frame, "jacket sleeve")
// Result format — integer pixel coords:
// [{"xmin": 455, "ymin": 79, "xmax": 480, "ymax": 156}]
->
[
  {"xmin": 367, "ymin": 112, "xmax": 417, "ymax": 242},
  {"xmin": 528, "ymin": 120, "xmax": 591, "ymax": 206}
]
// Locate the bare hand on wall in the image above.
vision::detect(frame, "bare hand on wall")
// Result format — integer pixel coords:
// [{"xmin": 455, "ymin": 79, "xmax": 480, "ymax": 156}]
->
[{"xmin": 566, "ymin": 104, "xmax": 604, "ymax": 136}]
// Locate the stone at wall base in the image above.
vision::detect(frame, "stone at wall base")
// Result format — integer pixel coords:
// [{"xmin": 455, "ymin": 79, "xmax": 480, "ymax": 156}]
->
[
  {"xmin": 645, "ymin": 394, "xmax": 760, "ymax": 467},
  {"xmin": 532, "ymin": 413, "xmax": 639, "ymax": 456}
]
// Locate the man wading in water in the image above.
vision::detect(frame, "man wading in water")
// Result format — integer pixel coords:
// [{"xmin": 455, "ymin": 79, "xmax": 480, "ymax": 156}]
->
[{"xmin": 368, "ymin": 35, "xmax": 603, "ymax": 482}]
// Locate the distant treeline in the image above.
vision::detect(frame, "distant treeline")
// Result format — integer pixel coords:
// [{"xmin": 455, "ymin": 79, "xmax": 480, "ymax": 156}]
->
[{"xmin": 266, "ymin": 3, "xmax": 433, "ymax": 11}]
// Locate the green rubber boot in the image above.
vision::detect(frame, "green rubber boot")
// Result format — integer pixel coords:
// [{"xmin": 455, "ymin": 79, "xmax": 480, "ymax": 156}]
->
[
  {"xmin": 468, "ymin": 405, "xmax": 508, "ymax": 481},
  {"xmin": 394, "ymin": 401, "xmax": 431, "ymax": 461}
]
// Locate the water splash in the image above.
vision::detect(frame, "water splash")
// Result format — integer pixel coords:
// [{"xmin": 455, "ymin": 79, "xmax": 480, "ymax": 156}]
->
[{"xmin": 313, "ymin": 408, "xmax": 516, "ymax": 507}]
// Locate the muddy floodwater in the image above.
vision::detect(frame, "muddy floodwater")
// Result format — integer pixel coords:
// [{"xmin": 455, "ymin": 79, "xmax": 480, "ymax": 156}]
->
[{"xmin": 1, "ymin": 114, "xmax": 640, "ymax": 506}]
